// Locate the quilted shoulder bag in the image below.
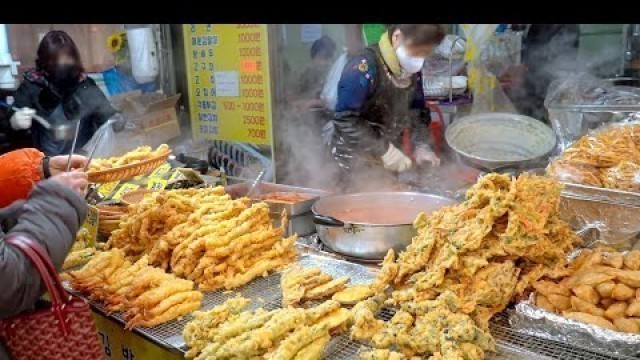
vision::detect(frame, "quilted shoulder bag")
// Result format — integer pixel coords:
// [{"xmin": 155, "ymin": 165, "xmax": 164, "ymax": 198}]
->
[{"xmin": 0, "ymin": 235, "xmax": 103, "ymax": 360}]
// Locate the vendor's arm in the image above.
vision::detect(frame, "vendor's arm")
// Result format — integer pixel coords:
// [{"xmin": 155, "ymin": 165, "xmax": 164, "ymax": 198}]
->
[
  {"xmin": 333, "ymin": 54, "xmax": 388, "ymax": 157},
  {"xmin": 0, "ymin": 179, "xmax": 87, "ymax": 318},
  {"xmin": 0, "ymin": 149, "xmax": 44, "ymax": 208}
]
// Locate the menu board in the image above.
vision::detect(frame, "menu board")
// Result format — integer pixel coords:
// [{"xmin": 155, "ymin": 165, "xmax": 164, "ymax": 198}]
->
[{"xmin": 183, "ymin": 24, "xmax": 273, "ymax": 145}]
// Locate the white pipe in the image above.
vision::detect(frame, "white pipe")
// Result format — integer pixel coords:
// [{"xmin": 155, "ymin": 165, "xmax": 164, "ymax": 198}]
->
[{"xmin": 0, "ymin": 24, "xmax": 9, "ymax": 55}]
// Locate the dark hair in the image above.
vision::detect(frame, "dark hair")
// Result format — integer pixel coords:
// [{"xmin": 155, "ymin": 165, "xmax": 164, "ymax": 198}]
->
[
  {"xmin": 35, "ymin": 30, "xmax": 85, "ymax": 75},
  {"xmin": 387, "ymin": 24, "xmax": 446, "ymax": 46},
  {"xmin": 310, "ymin": 36, "xmax": 336, "ymax": 60}
]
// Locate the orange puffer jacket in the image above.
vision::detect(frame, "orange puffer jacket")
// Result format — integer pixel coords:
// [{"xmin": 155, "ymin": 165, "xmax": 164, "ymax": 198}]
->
[{"xmin": 0, "ymin": 149, "xmax": 44, "ymax": 208}]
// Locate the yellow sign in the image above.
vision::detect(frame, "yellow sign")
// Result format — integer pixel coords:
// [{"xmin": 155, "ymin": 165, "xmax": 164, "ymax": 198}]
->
[
  {"xmin": 93, "ymin": 312, "xmax": 182, "ymax": 360},
  {"xmin": 98, "ymin": 181, "xmax": 120, "ymax": 199},
  {"xmin": 81, "ymin": 205, "xmax": 99, "ymax": 246},
  {"xmin": 111, "ymin": 184, "xmax": 141, "ymax": 201},
  {"xmin": 183, "ymin": 24, "xmax": 273, "ymax": 145}
]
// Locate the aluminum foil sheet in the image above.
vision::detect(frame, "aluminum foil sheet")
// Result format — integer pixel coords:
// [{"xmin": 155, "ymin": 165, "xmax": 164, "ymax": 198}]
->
[
  {"xmin": 509, "ymin": 295, "xmax": 640, "ymax": 358},
  {"xmin": 560, "ymin": 183, "xmax": 640, "ymax": 250}
]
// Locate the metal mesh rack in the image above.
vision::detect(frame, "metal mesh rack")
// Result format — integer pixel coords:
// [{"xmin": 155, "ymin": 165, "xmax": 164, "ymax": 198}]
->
[{"xmin": 79, "ymin": 254, "xmax": 634, "ymax": 359}]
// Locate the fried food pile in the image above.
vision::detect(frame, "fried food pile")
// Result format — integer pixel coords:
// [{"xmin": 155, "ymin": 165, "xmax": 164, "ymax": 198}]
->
[
  {"xmin": 547, "ymin": 124, "xmax": 640, "ymax": 191},
  {"xmin": 533, "ymin": 248, "xmax": 640, "ymax": 334},
  {"xmin": 183, "ymin": 297, "xmax": 350, "ymax": 360},
  {"xmin": 107, "ymin": 187, "xmax": 297, "ymax": 291},
  {"xmin": 281, "ymin": 266, "xmax": 350, "ymax": 307},
  {"xmin": 88, "ymin": 144, "xmax": 170, "ymax": 172},
  {"xmin": 66, "ymin": 249, "xmax": 202, "ymax": 329},
  {"xmin": 352, "ymin": 173, "xmax": 581, "ymax": 360},
  {"xmin": 63, "ymin": 228, "xmax": 96, "ymax": 270}
]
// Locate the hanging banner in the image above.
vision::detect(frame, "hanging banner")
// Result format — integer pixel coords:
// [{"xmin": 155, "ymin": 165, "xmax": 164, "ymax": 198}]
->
[{"xmin": 183, "ymin": 24, "xmax": 273, "ymax": 145}]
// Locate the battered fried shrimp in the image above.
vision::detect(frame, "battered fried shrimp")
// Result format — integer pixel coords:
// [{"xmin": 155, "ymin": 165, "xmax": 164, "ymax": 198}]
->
[{"xmin": 68, "ymin": 249, "xmax": 203, "ymax": 328}]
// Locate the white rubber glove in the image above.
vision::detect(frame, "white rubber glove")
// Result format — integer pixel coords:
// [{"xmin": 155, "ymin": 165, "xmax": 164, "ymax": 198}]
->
[
  {"xmin": 415, "ymin": 147, "xmax": 441, "ymax": 167},
  {"xmin": 10, "ymin": 107, "xmax": 35, "ymax": 130},
  {"xmin": 381, "ymin": 144, "xmax": 412, "ymax": 173}
]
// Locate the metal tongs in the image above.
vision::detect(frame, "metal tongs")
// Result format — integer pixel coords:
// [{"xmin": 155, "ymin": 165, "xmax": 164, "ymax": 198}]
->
[{"xmin": 82, "ymin": 130, "xmax": 106, "ymax": 202}]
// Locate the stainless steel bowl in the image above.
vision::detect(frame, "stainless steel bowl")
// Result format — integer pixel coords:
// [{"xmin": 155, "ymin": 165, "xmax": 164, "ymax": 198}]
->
[
  {"xmin": 445, "ymin": 112, "xmax": 557, "ymax": 172},
  {"xmin": 312, "ymin": 192, "xmax": 455, "ymax": 260}
]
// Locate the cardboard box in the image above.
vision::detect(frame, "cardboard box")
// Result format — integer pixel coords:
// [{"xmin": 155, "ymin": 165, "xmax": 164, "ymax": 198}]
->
[{"xmin": 116, "ymin": 92, "xmax": 182, "ymax": 148}]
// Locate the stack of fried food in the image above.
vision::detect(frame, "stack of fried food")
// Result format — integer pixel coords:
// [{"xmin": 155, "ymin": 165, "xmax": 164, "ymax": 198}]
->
[
  {"xmin": 547, "ymin": 124, "xmax": 640, "ymax": 191},
  {"xmin": 66, "ymin": 249, "xmax": 203, "ymax": 329},
  {"xmin": 62, "ymin": 228, "xmax": 96, "ymax": 270},
  {"xmin": 533, "ymin": 248, "xmax": 640, "ymax": 334},
  {"xmin": 351, "ymin": 173, "xmax": 581, "ymax": 360},
  {"xmin": 107, "ymin": 187, "xmax": 297, "ymax": 291},
  {"xmin": 88, "ymin": 144, "xmax": 170, "ymax": 172},
  {"xmin": 183, "ymin": 297, "xmax": 351, "ymax": 360},
  {"xmin": 281, "ymin": 266, "xmax": 350, "ymax": 307}
]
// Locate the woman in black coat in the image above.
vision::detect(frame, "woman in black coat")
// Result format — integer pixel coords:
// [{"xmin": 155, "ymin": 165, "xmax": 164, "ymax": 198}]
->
[{"xmin": 8, "ymin": 30, "xmax": 116, "ymax": 156}]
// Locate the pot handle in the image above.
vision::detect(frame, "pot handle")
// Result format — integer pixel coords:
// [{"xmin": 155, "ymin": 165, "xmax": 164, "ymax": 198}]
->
[{"xmin": 312, "ymin": 213, "xmax": 345, "ymax": 227}]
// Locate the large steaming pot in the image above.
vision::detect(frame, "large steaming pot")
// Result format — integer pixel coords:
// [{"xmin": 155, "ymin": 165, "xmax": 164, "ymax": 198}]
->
[
  {"xmin": 312, "ymin": 192, "xmax": 455, "ymax": 260},
  {"xmin": 445, "ymin": 112, "xmax": 556, "ymax": 172}
]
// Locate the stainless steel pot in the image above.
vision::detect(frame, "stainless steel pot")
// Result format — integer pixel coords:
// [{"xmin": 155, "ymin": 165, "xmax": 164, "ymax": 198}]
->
[{"xmin": 312, "ymin": 192, "xmax": 455, "ymax": 260}]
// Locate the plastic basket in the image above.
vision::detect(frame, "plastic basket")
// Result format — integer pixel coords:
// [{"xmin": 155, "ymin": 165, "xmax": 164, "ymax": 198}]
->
[
  {"xmin": 87, "ymin": 150, "xmax": 171, "ymax": 184},
  {"xmin": 120, "ymin": 189, "xmax": 158, "ymax": 206}
]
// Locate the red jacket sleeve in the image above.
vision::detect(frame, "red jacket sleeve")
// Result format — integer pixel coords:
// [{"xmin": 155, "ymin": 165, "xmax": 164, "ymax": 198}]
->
[{"xmin": 0, "ymin": 149, "xmax": 44, "ymax": 208}]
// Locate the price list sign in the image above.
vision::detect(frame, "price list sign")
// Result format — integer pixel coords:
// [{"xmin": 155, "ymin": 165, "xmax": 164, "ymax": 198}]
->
[{"xmin": 183, "ymin": 24, "xmax": 273, "ymax": 145}]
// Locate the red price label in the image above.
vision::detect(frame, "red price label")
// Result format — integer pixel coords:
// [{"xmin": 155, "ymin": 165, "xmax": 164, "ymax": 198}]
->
[{"xmin": 241, "ymin": 60, "xmax": 258, "ymax": 73}]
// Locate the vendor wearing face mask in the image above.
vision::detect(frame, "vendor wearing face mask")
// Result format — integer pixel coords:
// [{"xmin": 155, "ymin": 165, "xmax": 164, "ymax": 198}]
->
[
  {"xmin": 326, "ymin": 24, "xmax": 444, "ymax": 188},
  {"xmin": 7, "ymin": 30, "xmax": 117, "ymax": 156}
]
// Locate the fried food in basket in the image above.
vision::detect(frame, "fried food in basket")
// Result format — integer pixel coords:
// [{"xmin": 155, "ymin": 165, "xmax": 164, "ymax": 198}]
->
[
  {"xmin": 547, "ymin": 124, "xmax": 640, "ymax": 192},
  {"xmin": 280, "ymin": 266, "xmax": 349, "ymax": 307},
  {"xmin": 532, "ymin": 248, "xmax": 640, "ymax": 334},
  {"xmin": 183, "ymin": 298, "xmax": 348, "ymax": 360},
  {"xmin": 88, "ymin": 144, "xmax": 170, "ymax": 172},
  {"xmin": 67, "ymin": 249, "xmax": 202, "ymax": 329},
  {"xmin": 106, "ymin": 187, "xmax": 297, "ymax": 291},
  {"xmin": 349, "ymin": 174, "xmax": 580, "ymax": 360}
]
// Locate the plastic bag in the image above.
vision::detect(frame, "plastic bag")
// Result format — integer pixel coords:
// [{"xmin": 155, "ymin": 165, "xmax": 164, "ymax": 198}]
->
[
  {"xmin": 545, "ymin": 73, "xmax": 640, "ymax": 150},
  {"xmin": 546, "ymin": 120, "xmax": 640, "ymax": 191},
  {"xmin": 320, "ymin": 50, "xmax": 348, "ymax": 111},
  {"xmin": 82, "ymin": 115, "xmax": 146, "ymax": 158},
  {"xmin": 461, "ymin": 24, "xmax": 516, "ymax": 114}
]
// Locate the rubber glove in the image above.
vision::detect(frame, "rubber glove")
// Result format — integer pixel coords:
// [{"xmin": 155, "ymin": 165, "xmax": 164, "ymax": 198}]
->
[
  {"xmin": 415, "ymin": 147, "xmax": 441, "ymax": 167},
  {"xmin": 381, "ymin": 144, "xmax": 412, "ymax": 173},
  {"xmin": 10, "ymin": 107, "xmax": 36, "ymax": 130}
]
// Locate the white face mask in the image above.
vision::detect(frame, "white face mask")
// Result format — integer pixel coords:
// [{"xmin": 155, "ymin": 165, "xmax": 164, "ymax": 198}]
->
[{"xmin": 395, "ymin": 45, "xmax": 425, "ymax": 74}]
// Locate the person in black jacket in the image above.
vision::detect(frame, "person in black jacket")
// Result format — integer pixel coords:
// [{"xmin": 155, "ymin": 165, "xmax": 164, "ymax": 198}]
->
[
  {"xmin": 325, "ymin": 24, "xmax": 444, "ymax": 189},
  {"xmin": 7, "ymin": 30, "xmax": 117, "ymax": 156}
]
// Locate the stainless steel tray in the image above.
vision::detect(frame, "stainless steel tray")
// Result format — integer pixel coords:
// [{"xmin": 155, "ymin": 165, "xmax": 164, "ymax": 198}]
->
[
  {"xmin": 68, "ymin": 251, "xmax": 635, "ymax": 359},
  {"xmin": 226, "ymin": 182, "xmax": 330, "ymax": 216}
]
